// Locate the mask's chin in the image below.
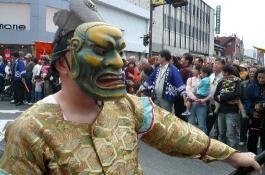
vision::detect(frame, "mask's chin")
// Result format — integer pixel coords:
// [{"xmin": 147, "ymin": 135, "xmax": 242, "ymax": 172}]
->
[{"xmin": 75, "ymin": 73, "xmax": 127, "ymax": 101}]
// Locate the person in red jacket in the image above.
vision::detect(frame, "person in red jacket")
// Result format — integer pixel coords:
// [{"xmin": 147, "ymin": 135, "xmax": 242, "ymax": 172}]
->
[{"xmin": 125, "ymin": 61, "xmax": 140, "ymax": 94}]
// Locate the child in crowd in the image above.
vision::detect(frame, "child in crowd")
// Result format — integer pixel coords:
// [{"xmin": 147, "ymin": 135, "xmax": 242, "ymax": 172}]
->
[
  {"xmin": 34, "ymin": 75, "xmax": 44, "ymax": 102},
  {"xmin": 185, "ymin": 66, "xmax": 211, "ymax": 134},
  {"xmin": 182, "ymin": 66, "xmax": 211, "ymax": 116},
  {"xmin": 196, "ymin": 66, "xmax": 211, "ymax": 99},
  {"xmin": 214, "ymin": 66, "xmax": 247, "ymax": 118}
]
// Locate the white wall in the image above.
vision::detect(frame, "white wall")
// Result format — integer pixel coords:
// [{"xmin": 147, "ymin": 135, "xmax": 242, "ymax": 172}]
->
[
  {"xmin": 0, "ymin": 3, "xmax": 31, "ymax": 30},
  {"xmin": 46, "ymin": 6, "xmax": 59, "ymax": 33},
  {"xmin": 94, "ymin": 0, "xmax": 149, "ymax": 53}
]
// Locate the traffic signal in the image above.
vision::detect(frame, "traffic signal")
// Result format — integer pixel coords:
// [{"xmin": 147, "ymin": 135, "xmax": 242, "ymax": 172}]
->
[
  {"xmin": 143, "ymin": 34, "xmax": 150, "ymax": 47},
  {"xmin": 172, "ymin": 0, "xmax": 188, "ymax": 8}
]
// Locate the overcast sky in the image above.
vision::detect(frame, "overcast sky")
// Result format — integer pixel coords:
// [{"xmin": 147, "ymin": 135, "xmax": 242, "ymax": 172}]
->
[{"xmin": 203, "ymin": 0, "xmax": 265, "ymax": 49}]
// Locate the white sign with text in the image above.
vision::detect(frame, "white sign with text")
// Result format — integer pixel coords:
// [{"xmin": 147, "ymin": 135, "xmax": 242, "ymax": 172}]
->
[{"xmin": 0, "ymin": 3, "xmax": 31, "ymax": 31}]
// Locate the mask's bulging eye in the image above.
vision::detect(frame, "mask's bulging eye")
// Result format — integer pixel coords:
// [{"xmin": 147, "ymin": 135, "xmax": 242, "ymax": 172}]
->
[
  {"xmin": 93, "ymin": 46, "xmax": 107, "ymax": 56},
  {"xmin": 119, "ymin": 51, "xmax": 124, "ymax": 57}
]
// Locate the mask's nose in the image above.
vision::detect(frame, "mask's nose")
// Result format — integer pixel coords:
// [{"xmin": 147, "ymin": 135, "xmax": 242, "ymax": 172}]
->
[{"xmin": 102, "ymin": 52, "xmax": 124, "ymax": 69}]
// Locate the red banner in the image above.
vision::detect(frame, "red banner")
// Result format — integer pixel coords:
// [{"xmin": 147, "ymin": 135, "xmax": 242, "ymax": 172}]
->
[
  {"xmin": 4, "ymin": 49, "xmax": 11, "ymax": 60},
  {"xmin": 35, "ymin": 41, "xmax": 53, "ymax": 60}
]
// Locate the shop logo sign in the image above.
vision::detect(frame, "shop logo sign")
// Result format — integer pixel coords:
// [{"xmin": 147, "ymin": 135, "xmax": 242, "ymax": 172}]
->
[{"xmin": 0, "ymin": 23, "xmax": 26, "ymax": 30}]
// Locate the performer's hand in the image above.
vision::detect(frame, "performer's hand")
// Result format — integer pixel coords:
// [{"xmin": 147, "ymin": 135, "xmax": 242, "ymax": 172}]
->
[{"xmin": 225, "ymin": 152, "xmax": 262, "ymax": 174}]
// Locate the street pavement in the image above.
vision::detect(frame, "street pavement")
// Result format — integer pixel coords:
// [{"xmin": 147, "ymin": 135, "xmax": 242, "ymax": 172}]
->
[{"xmin": 0, "ymin": 100, "xmax": 237, "ymax": 175}]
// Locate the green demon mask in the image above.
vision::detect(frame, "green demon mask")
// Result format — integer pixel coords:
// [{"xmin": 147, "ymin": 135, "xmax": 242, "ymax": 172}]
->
[{"xmin": 70, "ymin": 22, "xmax": 127, "ymax": 100}]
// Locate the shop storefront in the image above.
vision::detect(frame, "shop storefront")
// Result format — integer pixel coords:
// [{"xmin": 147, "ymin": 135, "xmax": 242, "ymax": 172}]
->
[
  {"xmin": 0, "ymin": 0, "xmax": 149, "ymax": 59},
  {"xmin": 0, "ymin": 0, "xmax": 68, "ymax": 57}
]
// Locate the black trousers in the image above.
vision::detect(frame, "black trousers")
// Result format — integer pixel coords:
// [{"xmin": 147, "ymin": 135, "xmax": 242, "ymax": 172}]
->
[
  {"xmin": 13, "ymin": 80, "xmax": 24, "ymax": 103},
  {"xmin": 240, "ymin": 116, "xmax": 249, "ymax": 142},
  {"xmin": 0, "ymin": 76, "xmax": 4, "ymax": 94},
  {"xmin": 247, "ymin": 118, "xmax": 265, "ymax": 154},
  {"xmin": 206, "ymin": 104, "xmax": 219, "ymax": 137},
  {"xmin": 174, "ymin": 95, "xmax": 187, "ymax": 122},
  {"xmin": 25, "ymin": 78, "xmax": 32, "ymax": 102}
]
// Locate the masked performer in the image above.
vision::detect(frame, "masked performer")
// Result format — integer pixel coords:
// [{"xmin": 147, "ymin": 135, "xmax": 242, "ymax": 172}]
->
[{"xmin": 0, "ymin": 0, "xmax": 261, "ymax": 174}]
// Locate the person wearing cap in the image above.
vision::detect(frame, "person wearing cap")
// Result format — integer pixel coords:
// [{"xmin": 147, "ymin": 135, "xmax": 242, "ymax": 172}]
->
[
  {"xmin": 0, "ymin": 0, "xmax": 262, "ymax": 174},
  {"xmin": 0, "ymin": 56, "xmax": 5, "ymax": 94}
]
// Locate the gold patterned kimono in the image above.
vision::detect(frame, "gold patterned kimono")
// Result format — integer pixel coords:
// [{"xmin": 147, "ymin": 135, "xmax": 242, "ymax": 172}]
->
[{"xmin": 0, "ymin": 94, "xmax": 235, "ymax": 174}]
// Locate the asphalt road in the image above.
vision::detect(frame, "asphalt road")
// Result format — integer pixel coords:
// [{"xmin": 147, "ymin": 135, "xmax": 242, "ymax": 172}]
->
[{"xmin": 0, "ymin": 100, "xmax": 240, "ymax": 175}]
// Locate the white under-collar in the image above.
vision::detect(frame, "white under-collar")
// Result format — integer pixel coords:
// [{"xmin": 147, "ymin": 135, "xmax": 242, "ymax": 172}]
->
[
  {"xmin": 41, "ymin": 95, "xmax": 58, "ymax": 104},
  {"xmin": 161, "ymin": 63, "xmax": 169, "ymax": 69}
]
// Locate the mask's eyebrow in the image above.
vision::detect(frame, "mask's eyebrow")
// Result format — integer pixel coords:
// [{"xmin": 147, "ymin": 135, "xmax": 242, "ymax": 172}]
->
[
  {"xmin": 116, "ymin": 39, "xmax": 126, "ymax": 50},
  {"xmin": 89, "ymin": 33, "xmax": 116, "ymax": 49}
]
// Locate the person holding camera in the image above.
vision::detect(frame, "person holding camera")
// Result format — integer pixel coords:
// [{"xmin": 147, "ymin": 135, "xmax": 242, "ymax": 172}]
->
[{"xmin": 246, "ymin": 67, "xmax": 265, "ymax": 154}]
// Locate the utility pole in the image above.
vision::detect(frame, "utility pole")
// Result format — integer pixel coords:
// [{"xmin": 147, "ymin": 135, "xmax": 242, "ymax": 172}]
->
[
  {"xmin": 149, "ymin": 1, "xmax": 153, "ymax": 58},
  {"xmin": 162, "ymin": 5, "xmax": 165, "ymax": 49}
]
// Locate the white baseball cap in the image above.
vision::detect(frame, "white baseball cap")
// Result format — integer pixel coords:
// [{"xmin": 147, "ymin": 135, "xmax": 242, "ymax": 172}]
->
[{"xmin": 25, "ymin": 53, "xmax": 32, "ymax": 58}]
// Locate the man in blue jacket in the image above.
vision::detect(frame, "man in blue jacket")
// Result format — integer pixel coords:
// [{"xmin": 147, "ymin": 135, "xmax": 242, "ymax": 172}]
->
[
  {"xmin": 138, "ymin": 49, "xmax": 185, "ymax": 112},
  {"xmin": 11, "ymin": 52, "xmax": 26, "ymax": 106}
]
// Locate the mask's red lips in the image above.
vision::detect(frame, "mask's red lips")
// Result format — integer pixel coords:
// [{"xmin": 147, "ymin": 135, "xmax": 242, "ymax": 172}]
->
[{"xmin": 96, "ymin": 74, "xmax": 125, "ymax": 89}]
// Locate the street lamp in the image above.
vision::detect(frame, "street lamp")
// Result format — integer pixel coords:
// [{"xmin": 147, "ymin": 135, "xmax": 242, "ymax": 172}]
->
[{"xmin": 148, "ymin": 0, "xmax": 188, "ymax": 58}]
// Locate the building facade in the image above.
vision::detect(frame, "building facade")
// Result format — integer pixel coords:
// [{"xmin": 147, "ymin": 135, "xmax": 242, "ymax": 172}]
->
[
  {"xmin": 125, "ymin": 0, "xmax": 215, "ymax": 57},
  {"xmin": 0, "ymin": 0, "xmax": 69, "ymax": 54},
  {"xmin": 0, "ymin": 0, "xmax": 149, "ymax": 58},
  {"xmin": 215, "ymin": 36, "xmax": 244, "ymax": 59},
  {"xmin": 0, "ymin": 0, "xmax": 214, "ymax": 58},
  {"xmin": 93, "ymin": 0, "xmax": 149, "ymax": 57},
  {"xmin": 155, "ymin": 0, "xmax": 214, "ymax": 56},
  {"xmin": 254, "ymin": 47, "xmax": 265, "ymax": 66}
]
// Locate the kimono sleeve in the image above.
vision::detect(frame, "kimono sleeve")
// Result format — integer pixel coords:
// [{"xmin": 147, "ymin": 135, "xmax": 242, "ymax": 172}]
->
[
  {"xmin": 171, "ymin": 67, "xmax": 185, "ymax": 96},
  {"xmin": 138, "ymin": 68, "xmax": 157, "ymax": 92},
  {"xmin": 18, "ymin": 60, "xmax": 26, "ymax": 77},
  {"xmin": 126, "ymin": 94, "xmax": 155, "ymax": 134},
  {"xmin": 0, "ymin": 119, "xmax": 43, "ymax": 174},
  {"xmin": 139, "ymin": 100, "xmax": 236, "ymax": 162},
  {"xmin": 127, "ymin": 94, "xmax": 235, "ymax": 162}
]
